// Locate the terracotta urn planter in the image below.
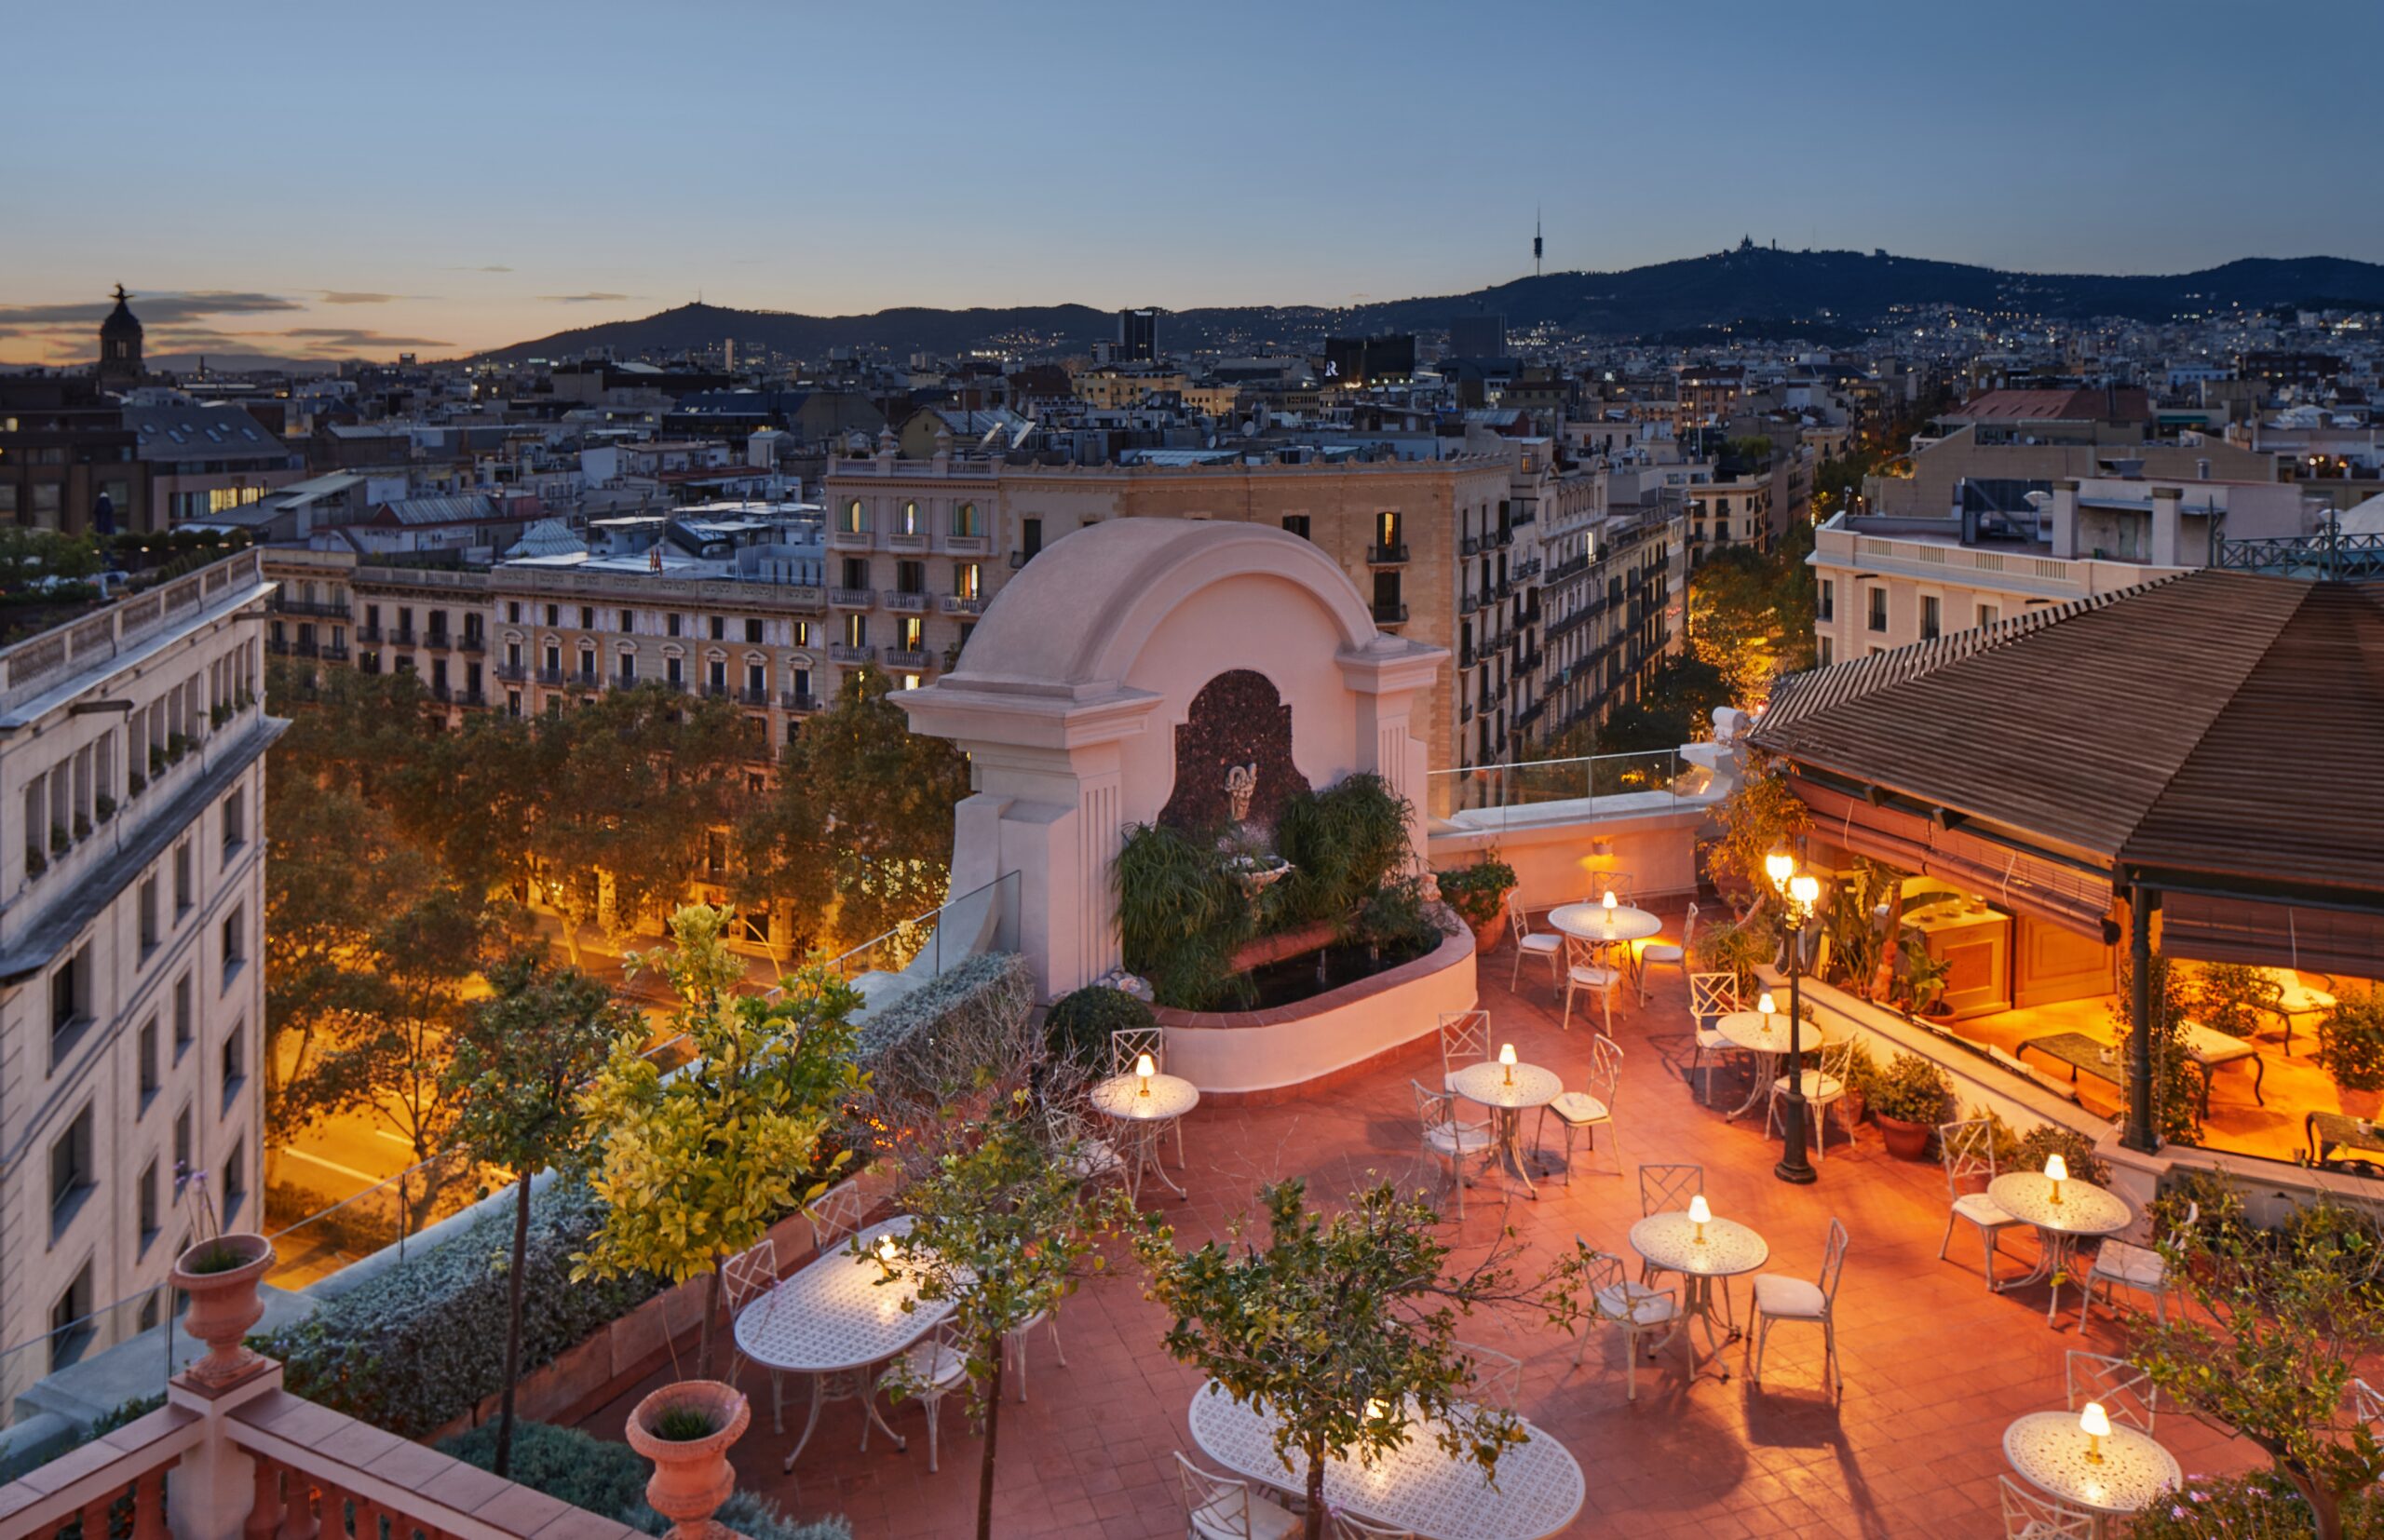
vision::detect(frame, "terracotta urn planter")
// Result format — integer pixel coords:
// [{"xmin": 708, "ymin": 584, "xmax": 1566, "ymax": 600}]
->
[
  {"xmin": 170, "ymin": 1233, "xmax": 274, "ymax": 1388},
  {"xmin": 1875, "ymin": 1114, "xmax": 1932, "ymax": 1161},
  {"xmin": 627, "ymin": 1381, "xmax": 751, "ymax": 1540},
  {"xmin": 1462, "ymin": 909, "xmax": 1509, "ymax": 953}
]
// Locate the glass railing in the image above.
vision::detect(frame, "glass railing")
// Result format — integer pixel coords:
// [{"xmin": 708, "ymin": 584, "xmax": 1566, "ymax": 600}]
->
[
  {"xmin": 0, "ymin": 1281, "xmax": 178, "ymax": 1441},
  {"xmin": 1424, "ymin": 749, "xmax": 1693, "ymax": 827},
  {"xmin": 808, "ymin": 870, "xmax": 1022, "ymax": 984}
]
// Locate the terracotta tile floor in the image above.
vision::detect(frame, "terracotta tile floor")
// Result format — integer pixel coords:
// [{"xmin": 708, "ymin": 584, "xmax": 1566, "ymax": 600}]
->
[{"xmin": 582, "ymin": 907, "xmax": 2264, "ymax": 1538}]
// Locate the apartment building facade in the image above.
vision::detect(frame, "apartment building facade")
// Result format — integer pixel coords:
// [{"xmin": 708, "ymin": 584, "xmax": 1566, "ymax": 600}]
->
[{"xmin": 0, "ymin": 552, "xmax": 276, "ymax": 1396}]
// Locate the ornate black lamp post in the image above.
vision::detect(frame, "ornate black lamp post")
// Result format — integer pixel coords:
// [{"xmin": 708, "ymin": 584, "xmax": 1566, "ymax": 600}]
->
[{"xmin": 1766, "ymin": 847, "xmax": 1822, "ymax": 1185}]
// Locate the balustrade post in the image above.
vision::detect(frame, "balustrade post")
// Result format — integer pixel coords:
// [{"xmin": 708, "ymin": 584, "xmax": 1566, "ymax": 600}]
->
[{"xmin": 164, "ymin": 1359, "xmax": 284, "ymax": 1540}]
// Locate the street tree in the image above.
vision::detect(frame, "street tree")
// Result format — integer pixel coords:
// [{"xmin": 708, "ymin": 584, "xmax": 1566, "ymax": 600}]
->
[
  {"xmin": 441, "ymin": 952, "xmax": 634, "ymax": 1479},
  {"xmin": 572, "ymin": 903, "xmax": 865, "ymax": 1380}
]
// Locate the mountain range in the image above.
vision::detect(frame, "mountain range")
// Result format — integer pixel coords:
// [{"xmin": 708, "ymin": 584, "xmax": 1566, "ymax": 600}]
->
[{"xmin": 480, "ymin": 248, "xmax": 2384, "ymax": 364}]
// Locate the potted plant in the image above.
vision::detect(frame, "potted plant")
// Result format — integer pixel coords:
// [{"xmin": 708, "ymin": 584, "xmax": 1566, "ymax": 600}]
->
[
  {"xmin": 2316, "ymin": 985, "xmax": 2384, "ymax": 1093},
  {"xmin": 168, "ymin": 1166, "xmax": 275, "ymax": 1388},
  {"xmin": 1893, "ymin": 932, "xmax": 1954, "ymax": 1020},
  {"xmin": 2192, "ymin": 962, "xmax": 2284, "ymax": 1040},
  {"xmin": 1435, "ymin": 854, "xmax": 1518, "ymax": 951},
  {"xmin": 1869, "ymin": 1052, "xmax": 1951, "ymax": 1159},
  {"xmin": 625, "ymin": 1380, "xmax": 750, "ymax": 1540}
]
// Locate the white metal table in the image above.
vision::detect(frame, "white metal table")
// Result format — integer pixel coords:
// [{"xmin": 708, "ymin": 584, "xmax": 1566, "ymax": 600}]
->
[
  {"xmin": 2004, "ymin": 1410, "xmax": 2181, "ymax": 1536},
  {"xmin": 1548, "ymin": 902, "xmax": 1664, "ymax": 1002},
  {"xmin": 732, "ymin": 1215, "xmax": 951, "ymax": 1473},
  {"xmin": 1712, "ymin": 1008, "xmax": 1804, "ymax": 1120},
  {"xmin": 1986, "ymin": 1171, "xmax": 2133, "ymax": 1326},
  {"xmin": 1090, "ymin": 1070, "xmax": 1199, "ymax": 1203},
  {"xmin": 1629, "ymin": 1211, "xmax": 1768, "ymax": 1385},
  {"xmin": 1448, "ymin": 1059, "xmax": 1564, "ymax": 1198},
  {"xmin": 1186, "ymin": 1380, "xmax": 1585, "ymax": 1540}
]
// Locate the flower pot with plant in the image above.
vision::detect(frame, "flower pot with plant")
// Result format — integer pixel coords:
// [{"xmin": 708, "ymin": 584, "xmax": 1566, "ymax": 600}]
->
[
  {"xmin": 1869, "ymin": 1052, "xmax": 1951, "ymax": 1158},
  {"xmin": 2191, "ymin": 962, "xmax": 2284, "ymax": 1041},
  {"xmin": 167, "ymin": 1168, "xmax": 275, "ymax": 1388},
  {"xmin": 2317, "ymin": 986, "xmax": 2384, "ymax": 1093},
  {"xmin": 626, "ymin": 1380, "xmax": 750, "ymax": 1539},
  {"xmin": 1434, "ymin": 854, "xmax": 1517, "ymax": 952}
]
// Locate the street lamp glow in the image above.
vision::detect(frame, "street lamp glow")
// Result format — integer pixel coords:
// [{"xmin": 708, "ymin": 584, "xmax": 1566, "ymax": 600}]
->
[
  {"xmin": 1765, "ymin": 848, "xmax": 1795, "ymax": 889},
  {"xmin": 1790, "ymin": 872, "xmax": 1820, "ymax": 909}
]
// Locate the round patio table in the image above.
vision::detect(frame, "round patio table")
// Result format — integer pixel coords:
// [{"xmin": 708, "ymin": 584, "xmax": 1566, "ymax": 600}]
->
[
  {"xmin": 733, "ymin": 1215, "xmax": 951, "ymax": 1473},
  {"xmin": 1629, "ymin": 1210, "xmax": 1768, "ymax": 1384},
  {"xmin": 1712, "ymin": 1008, "xmax": 1806, "ymax": 1119},
  {"xmin": 2004, "ymin": 1410, "xmax": 2181, "ymax": 1536},
  {"xmin": 1186, "ymin": 1380, "xmax": 1585, "ymax": 1540},
  {"xmin": 1448, "ymin": 1059, "xmax": 1564, "ymax": 1198},
  {"xmin": 1547, "ymin": 901, "xmax": 1663, "ymax": 1001},
  {"xmin": 1090, "ymin": 1070, "xmax": 1199, "ymax": 1203},
  {"xmin": 1987, "ymin": 1171, "xmax": 2133, "ymax": 1326}
]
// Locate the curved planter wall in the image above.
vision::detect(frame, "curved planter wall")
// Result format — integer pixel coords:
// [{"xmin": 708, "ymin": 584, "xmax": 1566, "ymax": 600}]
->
[{"xmin": 1157, "ymin": 925, "xmax": 1477, "ymax": 1103}]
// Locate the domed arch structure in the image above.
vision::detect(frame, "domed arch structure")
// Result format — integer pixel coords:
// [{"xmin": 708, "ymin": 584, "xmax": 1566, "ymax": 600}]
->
[{"xmin": 898, "ymin": 518, "xmax": 1445, "ymax": 996}]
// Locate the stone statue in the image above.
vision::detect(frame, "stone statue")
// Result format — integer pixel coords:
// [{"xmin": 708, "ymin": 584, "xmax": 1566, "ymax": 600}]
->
[{"xmin": 1224, "ymin": 763, "xmax": 1258, "ymax": 823}]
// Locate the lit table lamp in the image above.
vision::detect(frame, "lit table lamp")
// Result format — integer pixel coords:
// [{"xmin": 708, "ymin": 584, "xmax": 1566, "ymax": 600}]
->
[
  {"xmin": 1688, "ymin": 1194, "xmax": 1711, "ymax": 1245},
  {"xmin": 874, "ymin": 1234, "xmax": 900, "ymax": 1280},
  {"xmin": 1759, "ymin": 990, "xmax": 1778, "ymax": 1030},
  {"xmin": 1602, "ymin": 889, "xmax": 1618, "ymax": 934},
  {"xmin": 1135, "ymin": 1052, "xmax": 1156, "ymax": 1099},
  {"xmin": 2079, "ymin": 1400, "xmax": 2109, "ymax": 1463},
  {"xmin": 2044, "ymin": 1153, "xmax": 2068, "ymax": 1206},
  {"xmin": 1498, "ymin": 1043, "xmax": 1517, "ymax": 1087}
]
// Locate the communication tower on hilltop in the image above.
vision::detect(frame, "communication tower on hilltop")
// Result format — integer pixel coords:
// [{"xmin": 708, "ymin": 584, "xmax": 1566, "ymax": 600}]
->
[{"xmin": 1533, "ymin": 209, "xmax": 1543, "ymax": 279}]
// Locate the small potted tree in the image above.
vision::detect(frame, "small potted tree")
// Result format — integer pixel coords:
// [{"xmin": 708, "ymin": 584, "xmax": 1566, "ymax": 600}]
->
[
  {"xmin": 1435, "ymin": 854, "xmax": 1518, "ymax": 951},
  {"xmin": 1868, "ymin": 1053, "xmax": 1951, "ymax": 1159},
  {"xmin": 167, "ymin": 1166, "xmax": 275, "ymax": 1388}
]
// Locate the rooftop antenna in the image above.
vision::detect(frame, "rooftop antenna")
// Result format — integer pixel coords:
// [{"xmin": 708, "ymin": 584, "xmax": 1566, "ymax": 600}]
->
[{"xmin": 1533, "ymin": 208, "xmax": 1543, "ymax": 279}]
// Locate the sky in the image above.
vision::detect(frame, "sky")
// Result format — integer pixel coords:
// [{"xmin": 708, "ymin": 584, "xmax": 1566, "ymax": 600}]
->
[{"xmin": 4, "ymin": 0, "xmax": 2380, "ymax": 364}]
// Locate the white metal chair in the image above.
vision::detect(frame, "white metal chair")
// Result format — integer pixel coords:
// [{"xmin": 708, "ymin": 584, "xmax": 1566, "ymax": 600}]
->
[
  {"xmin": 1634, "ymin": 1162, "xmax": 1723, "ymax": 1317},
  {"xmin": 2078, "ymin": 1201, "xmax": 2198, "ymax": 1331},
  {"xmin": 1046, "ymin": 1104, "xmax": 1128, "ymax": 1192},
  {"xmin": 1504, "ymin": 890, "xmax": 1564, "ymax": 995},
  {"xmin": 2065, "ymin": 1350, "xmax": 2155, "ymax": 1432},
  {"xmin": 808, "ymin": 1186, "xmax": 865, "ymax": 1253},
  {"xmin": 868, "ymin": 1322, "xmax": 969, "ymax": 1473},
  {"xmin": 1175, "ymin": 1451, "xmax": 1301, "ymax": 1540},
  {"xmin": 2354, "ymin": 1375, "xmax": 2384, "ymax": 1434},
  {"xmin": 1560, "ymin": 935, "xmax": 1620, "ymax": 1035},
  {"xmin": 1412, "ymin": 1079, "xmax": 1497, "ymax": 1220},
  {"xmin": 1002, "ymin": 1308, "xmax": 1066, "ymax": 1403},
  {"xmin": 1936, "ymin": 1118, "xmax": 2025, "ymax": 1290},
  {"xmin": 1765, "ymin": 1034, "xmax": 1854, "ymax": 1163},
  {"xmin": 1438, "ymin": 1009, "xmax": 1490, "ymax": 1093},
  {"xmin": 721, "ymin": 1238, "xmax": 784, "ymax": 1431},
  {"xmin": 1998, "ymin": 1475, "xmax": 2094, "ymax": 1539},
  {"xmin": 1591, "ymin": 872, "xmax": 1636, "ymax": 906},
  {"xmin": 1686, "ymin": 971, "xmax": 1742, "ymax": 1104},
  {"xmin": 1112, "ymin": 1025, "xmax": 1184, "ymax": 1165},
  {"xmin": 1536, "ymin": 1034, "xmax": 1621, "ymax": 1182},
  {"xmin": 1455, "ymin": 1341, "xmax": 1524, "ymax": 1412},
  {"xmin": 1639, "ymin": 901, "xmax": 1698, "ymax": 992},
  {"xmin": 1748, "ymin": 1217, "xmax": 1848, "ymax": 1395},
  {"xmin": 1569, "ymin": 1246, "xmax": 1680, "ymax": 1402}
]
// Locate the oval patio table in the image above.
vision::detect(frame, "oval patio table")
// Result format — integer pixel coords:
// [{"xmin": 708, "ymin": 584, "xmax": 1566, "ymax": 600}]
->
[
  {"xmin": 1186, "ymin": 1380, "xmax": 1585, "ymax": 1540},
  {"xmin": 733, "ymin": 1215, "xmax": 952, "ymax": 1474},
  {"xmin": 1548, "ymin": 901, "xmax": 1664, "ymax": 1003},
  {"xmin": 1090, "ymin": 1069, "xmax": 1199, "ymax": 1203},
  {"xmin": 1630, "ymin": 1210, "xmax": 1768, "ymax": 1385},
  {"xmin": 1987, "ymin": 1171, "xmax": 2133, "ymax": 1326},
  {"xmin": 2004, "ymin": 1410, "xmax": 2181, "ymax": 1537},
  {"xmin": 1711, "ymin": 1008, "xmax": 1808, "ymax": 1120},
  {"xmin": 1448, "ymin": 1058, "xmax": 1564, "ymax": 1198}
]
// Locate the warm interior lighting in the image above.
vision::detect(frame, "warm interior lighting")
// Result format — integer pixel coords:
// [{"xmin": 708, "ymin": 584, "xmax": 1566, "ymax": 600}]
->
[
  {"xmin": 2079, "ymin": 1400, "xmax": 2110, "ymax": 1462},
  {"xmin": 1688, "ymin": 1194, "xmax": 1712, "ymax": 1243},
  {"xmin": 2045, "ymin": 1153, "xmax": 2068, "ymax": 1204},
  {"xmin": 1499, "ymin": 1042, "xmax": 1517, "ymax": 1086},
  {"xmin": 1136, "ymin": 1052, "xmax": 1156, "ymax": 1097}
]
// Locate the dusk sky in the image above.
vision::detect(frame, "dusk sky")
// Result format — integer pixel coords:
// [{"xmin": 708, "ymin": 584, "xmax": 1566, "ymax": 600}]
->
[{"xmin": 5, "ymin": 0, "xmax": 2380, "ymax": 364}]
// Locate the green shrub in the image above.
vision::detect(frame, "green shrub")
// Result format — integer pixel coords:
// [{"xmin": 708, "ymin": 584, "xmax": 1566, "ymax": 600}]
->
[
  {"xmin": 2006, "ymin": 1121, "xmax": 2110, "ymax": 1187},
  {"xmin": 1434, "ymin": 855, "xmax": 1516, "ymax": 930},
  {"xmin": 1045, "ymin": 984, "xmax": 1155, "ymax": 1073},
  {"xmin": 1350, "ymin": 872, "xmax": 1442, "ymax": 958},
  {"xmin": 1689, "ymin": 909, "xmax": 1776, "ymax": 997},
  {"xmin": 440, "ymin": 1420, "xmax": 852, "ymax": 1540},
  {"xmin": 1116, "ymin": 819, "xmax": 1253, "ymax": 1011},
  {"xmin": 2124, "ymin": 1468, "xmax": 2384, "ymax": 1538},
  {"xmin": 256, "ymin": 1177, "xmax": 663, "ymax": 1438},
  {"xmin": 2193, "ymin": 962, "xmax": 2284, "ymax": 1040},
  {"xmin": 1271, "ymin": 772, "xmax": 1412, "ymax": 929},
  {"xmin": 1867, "ymin": 1052, "xmax": 1951, "ymax": 1125},
  {"xmin": 2318, "ymin": 986, "xmax": 2384, "ymax": 1092}
]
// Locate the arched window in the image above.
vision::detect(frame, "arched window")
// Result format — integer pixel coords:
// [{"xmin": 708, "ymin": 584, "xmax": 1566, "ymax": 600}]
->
[
  {"xmin": 901, "ymin": 500, "xmax": 921, "ymax": 535},
  {"xmin": 953, "ymin": 501, "xmax": 981, "ymax": 537},
  {"xmin": 839, "ymin": 499, "xmax": 864, "ymax": 534}
]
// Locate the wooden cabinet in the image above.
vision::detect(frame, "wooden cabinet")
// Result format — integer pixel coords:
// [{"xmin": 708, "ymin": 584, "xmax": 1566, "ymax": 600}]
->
[
  {"xmin": 2013, "ymin": 912, "xmax": 2114, "ymax": 1008},
  {"xmin": 1904, "ymin": 904, "xmax": 2012, "ymax": 1019}
]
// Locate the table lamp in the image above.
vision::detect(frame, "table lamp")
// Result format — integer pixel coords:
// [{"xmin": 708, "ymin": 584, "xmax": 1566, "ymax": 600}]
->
[
  {"xmin": 1758, "ymin": 990, "xmax": 1778, "ymax": 1028},
  {"xmin": 1498, "ymin": 1042, "xmax": 1517, "ymax": 1087},
  {"xmin": 1688, "ymin": 1194, "xmax": 1711, "ymax": 1245},
  {"xmin": 2044, "ymin": 1153, "xmax": 2067, "ymax": 1206},
  {"xmin": 2079, "ymin": 1399, "xmax": 2109, "ymax": 1463},
  {"xmin": 1135, "ymin": 1052, "xmax": 1156, "ymax": 1099},
  {"xmin": 874, "ymin": 1234, "xmax": 900, "ymax": 1280},
  {"xmin": 1602, "ymin": 889, "xmax": 1618, "ymax": 933}
]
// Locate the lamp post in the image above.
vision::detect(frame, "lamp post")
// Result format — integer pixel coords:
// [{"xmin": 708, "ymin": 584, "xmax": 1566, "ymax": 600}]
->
[{"xmin": 1767, "ymin": 847, "xmax": 1822, "ymax": 1185}]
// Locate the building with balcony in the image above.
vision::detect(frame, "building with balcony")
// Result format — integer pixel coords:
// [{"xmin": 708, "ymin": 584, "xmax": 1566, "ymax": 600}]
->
[{"xmin": 0, "ymin": 551, "xmax": 278, "ymax": 1400}]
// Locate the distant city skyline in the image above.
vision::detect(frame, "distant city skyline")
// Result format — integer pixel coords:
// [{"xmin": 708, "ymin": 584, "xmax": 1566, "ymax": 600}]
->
[{"xmin": 5, "ymin": 0, "xmax": 2381, "ymax": 363}]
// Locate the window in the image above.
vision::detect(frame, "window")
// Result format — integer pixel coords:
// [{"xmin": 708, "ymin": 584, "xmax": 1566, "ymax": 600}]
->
[
  {"xmin": 1819, "ymin": 635, "xmax": 1835, "ymax": 666},
  {"xmin": 139, "ymin": 1157, "xmax": 161, "ymax": 1249},
  {"xmin": 745, "ymin": 618, "xmax": 764, "ymax": 644},
  {"xmin": 953, "ymin": 501, "xmax": 981, "ymax": 537},
  {"xmin": 899, "ymin": 616, "xmax": 925, "ymax": 651},
  {"xmin": 1376, "ymin": 510, "xmax": 1402, "ymax": 551},
  {"xmin": 138, "ymin": 1017, "xmax": 160, "ymax": 1108},
  {"xmin": 221, "ymin": 1020, "xmax": 246, "ymax": 1111},
  {"xmin": 839, "ymin": 498, "xmax": 864, "ymax": 535},
  {"xmin": 1819, "ymin": 578, "xmax": 1835, "ymax": 622},
  {"xmin": 1920, "ymin": 595, "xmax": 1942, "ymax": 641},
  {"xmin": 50, "ymin": 1102, "xmax": 94, "ymax": 1228},
  {"xmin": 1866, "ymin": 587, "xmax": 1888, "ymax": 632},
  {"xmin": 842, "ymin": 614, "xmax": 866, "ymax": 649},
  {"xmin": 544, "ymin": 603, "xmax": 559, "ymax": 627},
  {"xmin": 175, "ymin": 840, "xmax": 192, "ymax": 913},
  {"xmin": 578, "ymin": 606, "xmax": 594, "ymax": 630},
  {"xmin": 668, "ymin": 613, "xmax": 683, "ymax": 638},
  {"xmin": 900, "ymin": 500, "xmax": 920, "ymax": 535},
  {"xmin": 221, "ymin": 789, "xmax": 246, "ymax": 862},
  {"xmin": 793, "ymin": 619, "xmax": 812, "ymax": 646},
  {"xmin": 710, "ymin": 616, "xmax": 725, "ymax": 642},
  {"xmin": 173, "ymin": 971, "xmax": 194, "ymax": 1056},
  {"xmin": 666, "ymin": 655, "xmax": 684, "ymax": 686},
  {"xmin": 741, "ymin": 910, "xmax": 772, "ymax": 945},
  {"xmin": 1280, "ymin": 516, "xmax": 1310, "ymax": 541},
  {"xmin": 896, "ymin": 561, "xmax": 924, "ymax": 595},
  {"xmin": 1022, "ymin": 518, "xmax": 1043, "ymax": 559},
  {"xmin": 221, "ymin": 905, "xmax": 246, "ymax": 984},
  {"xmin": 49, "ymin": 1263, "xmax": 93, "ymax": 1371},
  {"xmin": 708, "ymin": 658, "xmax": 728, "ymax": 692},
  {"xmin": 508, "ymin": 601, "xmax": 522, "ymax": 624},
  {"xmin": 1978, "ymin": 602, "xmax": 2000, "ymax": 627},
  {"xmin": 50, "ymin": 945, "xmax": 89, "ymax": 1046},
  {"xmin": 704, "ymin": 831, "xmax": 728, "ymax": 879},
  {"xmin": 223, "ymin": 1136, "xmax": 246, "ymax": 1223},
  {"xmin": 619, "ymin": 609, "xmax": 634, "ymax": 633},
  {"xmin": 617, "ymin": 653, "xmax": 637, "ymax": 685},
  {"xmin": 746, "ymin": 661, "xmax": 765, "ymax": 696},
  {"xmin": 954, "ymin": 562, "xmax": 981, "ymax": 601}
]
